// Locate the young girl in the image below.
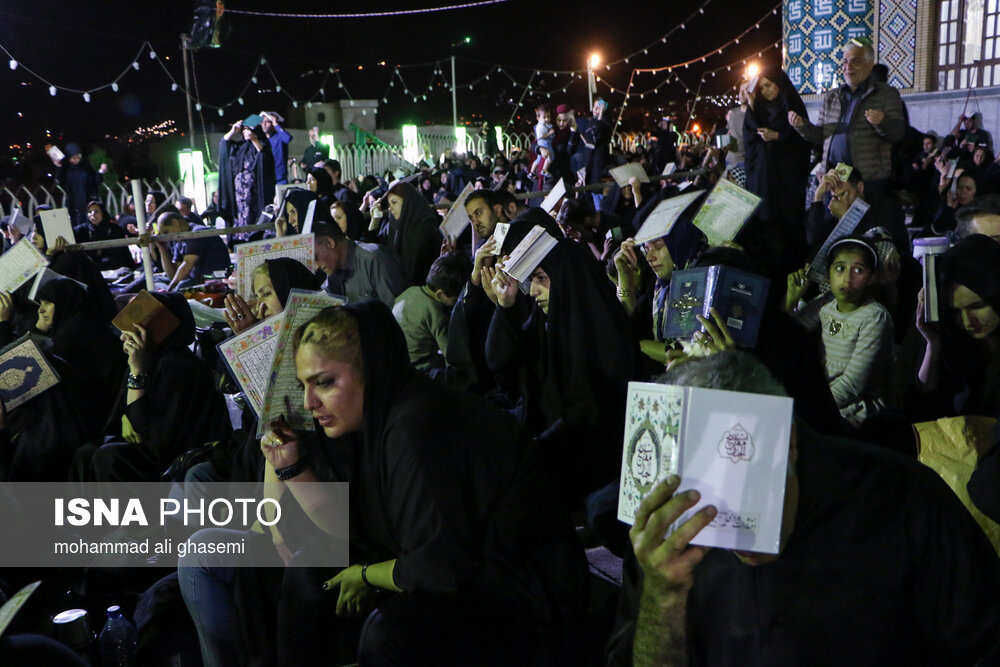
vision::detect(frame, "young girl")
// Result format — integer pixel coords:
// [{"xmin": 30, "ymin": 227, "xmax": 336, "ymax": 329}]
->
[{"xmin": 785, "ymin": 236, "xmax": 894, "ymax": 427}]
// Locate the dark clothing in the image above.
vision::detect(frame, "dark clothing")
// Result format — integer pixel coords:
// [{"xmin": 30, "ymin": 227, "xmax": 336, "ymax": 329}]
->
[
  {"xmin": 267, "ymin": 126, "xmax": 293, "ymax": 183},
  {"xmin": 827, "ymin": 77, "xmax": 872, "ymax": 167},
  {"xmin": 174, "ymin": 224, "xmax": 231, "ymax": 282},
  {"xmin": 75, "ymin": 219, "xmax": 135, "ymax": 270},
  {"xmin": 379, "ymin": 183, "xmax": 442, "ymax": 286},
  {"xmin": 743, "ymin": 67, "xmax": 811, "ymax": 234},
  {"xmin": 55, "ymin": 161, "xmax": 103, "ymax": 225},
  {"xmin": 36, "ymin": 278, "xmax": 126, "ymax": 441},
  {"xmin": 584, "ymin": 116, "xmax": 612, "ymax": 185},
  {"xmin": 486, "ymin": 240, "xmax": 638, "ymax": 499},
  {"xmin": 323, "ymin": 241, "xmax": 407, "ymax": 307},
  {"xmin": 218, "ymin": 137, "xmax": 275, "ymax": 240},
  {"xmin": 652, "ymin": 128, "xmax": 678, "ymax": 173},
  {"xmin": 608, "ymin": 425, "xmax": 1000, "ymax": 666},
  {"xmin": 240, "ymin": 301, "xmax": 585, "ymax": 665},
  {"xmin": 301, "ymin": 141, "xmax": 329, "ymax": 168},
  {"xmin": 81, "ymin": 293, "xmax": 230, "ymax": 482},
  {"xmin": 804, "ymin": 195, "xmax": 909, "ymax": 258},
  {"xmin": 48, "ymin": 251, "xmax": 118, "ymax": 323}
]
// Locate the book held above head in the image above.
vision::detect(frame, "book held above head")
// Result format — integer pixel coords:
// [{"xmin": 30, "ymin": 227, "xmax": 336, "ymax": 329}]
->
[{"xmin": 618, "ymin": 379, "xmax": 793, "ymax": 555}]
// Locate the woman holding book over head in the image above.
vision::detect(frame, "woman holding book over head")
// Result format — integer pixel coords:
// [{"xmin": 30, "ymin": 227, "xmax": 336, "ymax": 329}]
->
[
  {"xmin": 180, "ymin": 301, "xmax": 584, "ymax": 666},
  {"xmin": 73, "ymin": 292, "xmax": 230, "ymax": 482},
  {"xmin": 485, "ymin": 233, "xmax": 638, "ymax": 503},
  {"xmin": 915, "ymin": 234, "xmax": 1000, "ymax": 418},
  {"xmin": 29, "ymin": 212, "xmax": 117, "ymax": 322}
]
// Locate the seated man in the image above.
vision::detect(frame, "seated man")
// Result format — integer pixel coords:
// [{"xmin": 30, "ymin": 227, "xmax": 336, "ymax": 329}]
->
[
  {"xmin": 805, "ymin": 164, "xmax": 909, "ymax": 255},
  {"xmin": 153, "ymin": 212, "xmax": 231, "ymax": 291},
  {"xmin": 392, "ymin": 253, "xmax": 470, "ymax": 379},
  {"xmin": 313, "ymin": 221, "xmax": 406, "ymax": 307},
  {"xmin": 609, "ymin": 351, "xmax": 1000, "ymax": 666}
]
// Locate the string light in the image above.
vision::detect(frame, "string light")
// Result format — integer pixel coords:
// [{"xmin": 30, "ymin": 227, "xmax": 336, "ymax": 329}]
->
[
  {"xmin": 82, "ymin": 92, "xmax": 90, "ymax": 102},
  {"xmin": 49, "ymin": 85, "xmax": 56, "ymax": 96},
  {"xmin": 111, "ymin": 82, "xmax": 119, "ymax": 92},
  {"xmin": 8, "ymin": 59, "xmax": 16, "ymax": 70},
  {"xmin": 132, "ymin": 61, "xmax": 140, "ymax": 70}
]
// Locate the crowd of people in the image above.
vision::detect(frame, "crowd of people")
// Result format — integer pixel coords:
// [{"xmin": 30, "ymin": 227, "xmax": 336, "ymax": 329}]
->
[{"xmin": 3, "ymin": 37, "xmax": 1000, "ymax": 666}]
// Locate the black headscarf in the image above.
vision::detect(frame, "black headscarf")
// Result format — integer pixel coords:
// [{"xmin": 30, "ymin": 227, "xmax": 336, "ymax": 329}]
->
[
  {"xmin": 535, "ymin": 239, "xmax": 638, "ymax": 493},
  {"xmin": 307, "ymin": 301, "xmax": 584, "ymax": 617},
  {"xmin": 498, "ymin": 207, "xmax": 564, "ymax": 257},
  {"xmin": 36, "ymin": 278, "xmax": 126, "ymax": 441},
  {"xmin": 743, "ymin": 65, "xmax": 811, "ymax": 228},
  {"xmin": 385, "ymin": 182, "xmax": 441, "ymax": 286},
  {"xmin": 941, "ymin": 234, "xmax": 1000, "ymax": 314},
  {"xmin": 264, "ymin": 257, "xmax": 321, "ymax": 307},
  {"xmin": 308, "ymin": 167, "xmax": 334, "ymax": 199},
  {"xmin": 149, "ymin": 291, "xmax": 196, "ymax": 351},
  {"xmin": 331, "ymin": 201, "xmax": 366, "ymax": 241},
  {"xmin": 31, "ymin": 215, "xmax": 118, "ymax": 322},
  {"xmin": 283, "ymin": 189, "xmax": 318, "ymax": 235}
]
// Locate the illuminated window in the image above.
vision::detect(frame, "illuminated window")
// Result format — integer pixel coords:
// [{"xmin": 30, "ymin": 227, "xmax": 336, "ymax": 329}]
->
[{"xmin": 936, "ymin": 0, "xmax": 1000, "ymax": 89}]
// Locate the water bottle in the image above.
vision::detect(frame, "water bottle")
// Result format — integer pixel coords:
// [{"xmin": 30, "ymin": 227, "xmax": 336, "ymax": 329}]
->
[{"xmin": 99, "ymin": 605, "xmax": 138, "ymax": 667}]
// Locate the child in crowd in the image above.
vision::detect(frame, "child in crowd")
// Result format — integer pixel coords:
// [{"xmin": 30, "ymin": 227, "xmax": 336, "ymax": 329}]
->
[
  {"xmin": 392, "ymin": 252, "xmax": 471, "ymax": 379},
  {"xmin": 785, "ymin": 236, "xmax": 894, "ymax": 427},
  {"xmin": 531, "ymin": 104, "xmax": 554, "ymax": 182}
]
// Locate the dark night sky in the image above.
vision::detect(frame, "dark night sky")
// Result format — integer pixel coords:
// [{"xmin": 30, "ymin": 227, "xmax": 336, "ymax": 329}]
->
[{"xmin": 0, "ymin": 0, "xmax": 780, "ymax": 162}]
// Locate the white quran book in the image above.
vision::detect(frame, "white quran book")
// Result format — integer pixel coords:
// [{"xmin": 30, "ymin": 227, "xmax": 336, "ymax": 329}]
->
[
  {"xmin": 539, "ymin": 179, "xmax": 567, "ymax": 215},
  {"xmin": 690, "ymin": 178, "xmax": 761, "ymax": 247},
  {"xmin": 38, "ymin": 208, "xmax": 76, "ymax": 246},
  {"xmin": 439, "ymin": 183, "xmax": 475, "ymax": 241},
  {"xmin": 618, "ymin": 382, "xmax": 793, "ymax": 554},
  {"xmin": 0, "ymin": 238, "xmax": 49, "ymax": 294},
  {"xmin": 501, "ymin": 225, "xmax": 558, "ymax": 283},
  {"xmin": 633, "ymin": 191, "xmax": 704, "ymax": 244},
  {"xmin": 806, "ymin": 198, "xmax": 871, "ymax": 284},
  {"xmin": 609, "ymin": 162, "xmax": 650, "ymax": 189}
]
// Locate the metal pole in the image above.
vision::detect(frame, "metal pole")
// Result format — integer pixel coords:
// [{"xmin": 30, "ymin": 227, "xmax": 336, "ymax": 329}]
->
[
  {"xmin": 181, "ymin": 34, "xmax": 196, "ymax": 152},
  {"xmin": 451, "ymin": 55, "xmax": 458, "ymax": 129},
  {"xmin": 587, "ymin": 63, "xmax": 593, "ymax": 110},
  {"xmin": 131, "ymin": 180, "xmax": 156, "ymax": 292}
]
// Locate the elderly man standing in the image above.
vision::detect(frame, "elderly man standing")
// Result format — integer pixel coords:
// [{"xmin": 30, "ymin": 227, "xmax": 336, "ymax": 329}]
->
[{"xmin": 789, "ymin": 38, "xmax": 904, "ymax": 195}]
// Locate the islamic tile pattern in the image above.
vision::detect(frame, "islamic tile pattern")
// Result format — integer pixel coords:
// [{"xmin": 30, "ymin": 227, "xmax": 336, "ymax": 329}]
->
[
  {"xmin": 877, "ymin": 0, "xmax": 917, "ymax": 88},
  {"xmin": 783, "ymin": 0, "xmax": 875, "ymax": 93}
]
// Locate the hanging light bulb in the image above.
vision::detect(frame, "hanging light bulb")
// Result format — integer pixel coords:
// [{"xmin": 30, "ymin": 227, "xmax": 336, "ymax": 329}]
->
[
  {"xmin": 83, "ymin": 92, "xmax": 91, "ymax": 102},
  {"xmin": 421, "ymin": 94, "xmax": 427, "ymax": 100},
  {"xmin": 218, "ymin": 108, "xmax": 224, "ymax": 116},
  {"xmin": 413, "ymin": 97, "xmax": 418, "ymax": 102},
  {"xmin": 252, "ymin": 76, "xmax": 258, "ymax": 84},
  {"xmin": 338, "ymin": 82, "xmax": 344, "ymax": 88},
  {"xmin": 275, "ymin": 85, "xmax": 282, "ymax": 92},
  {"xmin": 132, "ymin": 61, "xmax": 140, "ymax": 70},
  {"xmin": 149, "ymin": 50, "xmax": 157, "ymax": 59},
  {"xmin": 382, "ymin": 97, "xmax": 388, "ymax": 103},
  {"xmin": 319, "ymin": 88, "xmax": 325, "ymax": 95},
  {"xmin": 49, "ymin": 85, "xmax": 57, "ymax": 96},
  {"xmin": 292, "ymin": 101, "xmax": 298, "ymax": 108},
  {"xmin": 8, "ymin": 59, "xmax": 17, "ymax": 70},
  {"xmin": 111, "ymin": 82, "xmax": 119, "ymax": 92},
  {"xmin": 238, "ymin": 97, "xmax": 244, "ymax": 105},
  {"xmin": 260, "ymin": 57, "xmax": 267, "ymax": 65},
  {"xmin": 195, "ymin": 103, "xmax": 202, "ymax": 111},
  {"xmin": 172, "ymin": 82, "xmax": 179, "ymax": 91}
]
